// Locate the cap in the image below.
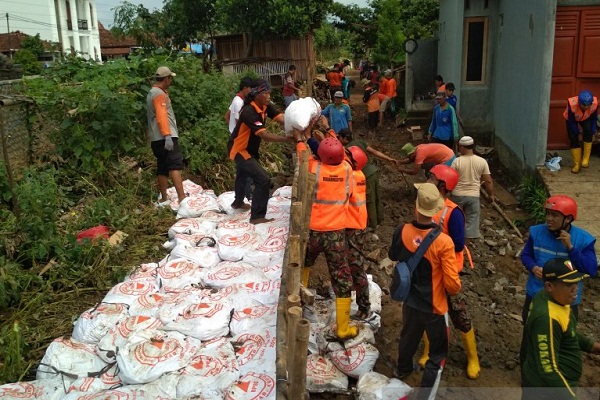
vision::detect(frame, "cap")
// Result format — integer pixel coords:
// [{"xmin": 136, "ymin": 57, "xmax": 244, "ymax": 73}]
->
[
  {"xmin": 361, "ymin": 78, "xmax": 370, "ymax": 87},
  {"xmin": 459, "ymin": 136, "xmax": 474, "ymax": 146},
  {"xmin": 384, "ymin": 69, "xmax": 392, "ymax": 76},
  {"xmin": 334, "ymin": 91, "xmax": 344, "ymax": 98},
  {"xmin": 414, "ymin": 183, "xmax": 444, "ymax": 217},
  {"xmin": 155, "ymin": 66, "xmax": 176, "ymax": 78},
  {"xmin": 400, "ymin": 143, "xmax": 416, "ymax": 157},
  {"xmin": 543, "ymin": 258, "xmax": 588, "ymax": 283},
  {"xmin": 435, "ymin": 91, "xmax": 445, "ymax": 98}
]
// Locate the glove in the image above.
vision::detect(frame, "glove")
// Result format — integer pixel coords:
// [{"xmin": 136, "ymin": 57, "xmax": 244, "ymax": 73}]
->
[{"xmin": 164, "ymin": 135, "xmax": 174, "ymax": 151}]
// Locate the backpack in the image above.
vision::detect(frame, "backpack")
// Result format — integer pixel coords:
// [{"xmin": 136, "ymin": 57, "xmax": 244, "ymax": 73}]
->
[{"xmin": 390, "ymin": 227, "xmax": 441, "ymax": 302}]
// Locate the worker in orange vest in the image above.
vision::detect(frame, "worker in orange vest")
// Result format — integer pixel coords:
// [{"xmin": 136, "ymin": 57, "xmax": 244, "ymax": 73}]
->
[
  {"xmin": 293, "ymin": 123, "xmax": 358, "ymax": 339},
  {"xmin": 345, "ymin": 146, "xmax": 371, "ymax": 319},
  {"xmin": 563, "ymin": 90, "xmax": 598, "ymax": 173},
  {"xmin": 417, "ymin": 165, "xmax": 480, "ymax": 380}
]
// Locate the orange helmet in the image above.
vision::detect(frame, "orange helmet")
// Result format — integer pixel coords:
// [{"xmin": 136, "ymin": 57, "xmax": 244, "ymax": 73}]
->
[
  {"xmin": 347, "ymin": 146, "xmax": 368, "ymax": 170},
  {"xmin": 318, "ymin": 137, "xmax": 345, "ymax": 165},
  {"xmin": 545, "ymin": 195, "xmax": 577, "ymax": 220},
  {"xmin": 429, "ymin": 164, "xmax": 459, "ymax": 191}
]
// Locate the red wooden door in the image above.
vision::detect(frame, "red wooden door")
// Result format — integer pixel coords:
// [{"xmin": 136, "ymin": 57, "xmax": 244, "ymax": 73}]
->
[{"xmin": 548, "ymin": 7, "xmax": 600, "ymax": 150}]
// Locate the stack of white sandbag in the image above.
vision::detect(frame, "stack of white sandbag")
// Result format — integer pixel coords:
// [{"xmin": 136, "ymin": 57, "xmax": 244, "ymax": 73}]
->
[{"xmin": 0, "ymin": 184, "xmax": 293, "ymax": 400}]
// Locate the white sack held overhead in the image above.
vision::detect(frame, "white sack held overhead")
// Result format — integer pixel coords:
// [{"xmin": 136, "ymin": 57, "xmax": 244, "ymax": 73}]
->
[
  {"xmin": 306, "ymin": 354, "xmax": 349, "ymax": 393},
  {"xmin": 232, "ymin": 329, "xmax": 277, "ymax": 375},
  {"xmin": 284, "ymin": 97, "xmax": 322, "ymax": 135},
  {"xmin": 36, "ymin": 337, "xmax": 108, "ymax": 383},
  {"xmin": 169, "ymin": 242, "xmax": 220, "ymax": 270},
  {"xmin": 217, "ymin": 232, "xmax": 261, "ymax": 262},
  {"xmin": 72, "ymin": 302, "xmax": 129, "ymax": 345},
  {"xmin": 155, "ymin": 257, "xmax": 207, "ymax": 289},
  {"xmin": 357, "ymin": 371, "xmax": 412, "ymax": 400},
  {"xmin": 176, "ymin": 193, "xmax": 220, "ymax": 219},
  {"xmin": 167, "ymin": 217, "xmax": 216, "ymax": 239},
  {"xmin": 102, "ymin": 279, "xmax": 158, "ymax": 306},
  {"xmin": 116, "ymin": 329, "xmax": 202, "ymax": 385},
  {"xmin": 230, "ymin": 304, "xmax": 278, "ymax": 336},
  {"xmin": 0, "ymin": 379, "xmax": 65, "ymax": 400},
  {"xmin": 203, "ymin": 261, "xmax": 270, "ymax": 289},
  {"xmin": 224, "ymin": 372, "xmax": 275, "ymax": 400},
  {"xmin": 329, "ymin": 342, "xmax": 380, "ymax": 379},
  {"xmin": 161, "ymin": 299, "xmax": 233, "ymax": 341},
  {"xmin": 96, "ymin": 315, "xmax": 163, "ymax": 363},
  {"xmin": 176, "ymin": 337, "xmax": 240, "ymax": 400}
]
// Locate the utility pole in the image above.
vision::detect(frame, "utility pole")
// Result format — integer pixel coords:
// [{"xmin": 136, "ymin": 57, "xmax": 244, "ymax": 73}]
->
[{"xmin": 6, "ymin": 13, "xmax": 11, "ymax": 59}]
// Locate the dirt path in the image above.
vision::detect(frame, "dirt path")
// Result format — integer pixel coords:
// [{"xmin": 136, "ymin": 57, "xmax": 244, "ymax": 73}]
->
[{"xmin": 309, "ymin": 69, "xmax": 600, "ymax": 399}]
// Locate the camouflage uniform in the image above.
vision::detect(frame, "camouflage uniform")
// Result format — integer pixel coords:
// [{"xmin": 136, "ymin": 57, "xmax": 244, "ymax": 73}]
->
[
  {"xmin": 305, "ymin": 229, "xmax": 353, "ymax": 297},
  {"xmin": 346, "ymin": 228, "xmax": 370, "ymax": 314}
]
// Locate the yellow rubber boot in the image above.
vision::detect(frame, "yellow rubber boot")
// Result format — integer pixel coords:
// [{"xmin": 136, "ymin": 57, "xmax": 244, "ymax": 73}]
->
[
  {"xmin": 301, "ymin": 267, "xmax": 311, "ymax": 288},
  {"xmin": 582, "ymin": 142, "xmax": 592, "ymax": 168},
  {"xmin": 335, "ymin": 297, "xmax": 358, "ymax": 339},
  {"xmin": 417, "ymin": 332, "xmax": 429, "ymax": 369},
  {"xmin": 460, "ymin": 327, "xmax": 481, "ymax": 380},
  {"xmin": 571, "ymin": 147, "xmax": 582, "ymax": 173}
]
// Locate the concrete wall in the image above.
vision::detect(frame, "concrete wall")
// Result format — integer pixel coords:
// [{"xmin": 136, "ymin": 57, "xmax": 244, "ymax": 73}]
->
[{"xmin": 404, "ymin": 38, "xmax": 437, "ymax": 113}]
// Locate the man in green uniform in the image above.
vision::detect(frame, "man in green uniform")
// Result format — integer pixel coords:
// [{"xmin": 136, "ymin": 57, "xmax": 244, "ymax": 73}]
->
[{"xmin": 521, "ymin": 257, "xmax": 600, "ymax": 400}]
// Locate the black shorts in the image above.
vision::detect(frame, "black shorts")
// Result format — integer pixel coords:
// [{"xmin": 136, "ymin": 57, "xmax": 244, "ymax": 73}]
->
[
  {"xmin": 367, "ymin": 111, "xmax": 379, "ymax": 129},
  {"xmin": 151, "ymin": 137, "xmax": 184, "ymax": 176}
]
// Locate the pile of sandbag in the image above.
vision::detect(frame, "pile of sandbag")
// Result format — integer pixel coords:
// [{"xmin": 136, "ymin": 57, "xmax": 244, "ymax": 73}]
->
[
  {"xmin": 304, "ymin": 276, "xmax": 412, "ymax": 398},
  {"xmin": 0, "ymin": 182, "xmax": 291, "ymax": 400}
]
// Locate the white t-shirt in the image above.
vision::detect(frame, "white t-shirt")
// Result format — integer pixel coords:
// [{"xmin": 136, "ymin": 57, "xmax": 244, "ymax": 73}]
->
[
  {"xmin": 228, "ymin": 95, "xmax": 245, "ymax": 134},
  {"xmin": 451, "ymin": 154, "xmax": 491, "ymax": 197}
]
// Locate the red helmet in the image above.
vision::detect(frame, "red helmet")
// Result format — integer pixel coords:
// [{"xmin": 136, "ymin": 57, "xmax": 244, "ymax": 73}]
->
[
  {"xmin": 545, "ymin": 195, "xmax": 577, "ymax": 220},
  {"xmin": 318, "ymin": 137, "xmax": 345, "ymax": 165},
  {"xmin": 430, "ymin": 164, "xmax": 459, "ymax": 191},
  {"xmin": 347, "ymin": 146, "xmax": 368, "ymax": 170}
]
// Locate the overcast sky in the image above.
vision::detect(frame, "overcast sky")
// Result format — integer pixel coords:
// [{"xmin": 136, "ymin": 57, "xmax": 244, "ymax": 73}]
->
[{"xmin": 96, "ymin": 0, "xmax": 369, "ymax": 28}]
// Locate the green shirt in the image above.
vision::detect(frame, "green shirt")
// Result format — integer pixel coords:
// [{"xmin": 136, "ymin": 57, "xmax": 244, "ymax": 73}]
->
[
  {"xmin": 347, "ymin": 139, "xmax": 378, "ymax": 178},
  {"xmin": 521, "ymin": 290, "xmax": 594, "ymax": 398}
]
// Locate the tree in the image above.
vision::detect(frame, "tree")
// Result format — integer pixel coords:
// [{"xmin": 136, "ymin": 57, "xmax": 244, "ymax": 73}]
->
[
  {"xmin": 371, "ymin": 0, "xmax": 406, "ymax": 68},
  {"xmin": 162, "ymin": 0, "xmax": 217, "ymax": 47},
  {"xmin": 13, "ymin": 49, "xmax": 41, "ymax": 75},
  {"xmin": 328, "ymin": 2, "xmax": 377, "ymax": 58},
  {"xmin": 111, "ymin": 1, "xmax": 166, "ymax": 49},
  {"xmin": 395, "ymin": 0, "xmax": 439, "ymax": 39},
  {"xmin": 20, "ymin": 34, "xmax": 45, "ymax": 58}
]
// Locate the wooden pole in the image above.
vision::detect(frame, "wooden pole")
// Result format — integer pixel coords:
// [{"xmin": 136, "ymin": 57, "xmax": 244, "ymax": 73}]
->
[
  {"xmin": 287, "ymin": 294, "xmax": 301, "ymax": 309},
  {"xmin": 286, "ymin": 306, "xmax": 302, "ymax": 375},
  {"xmin": 298, "ymin": 149, "xmax": 308, "ymax": 202},
  {"xmin": 286, "ymin": 262, "xmax": 301, "ymax": 297},
  {"xmin": 288, "ymin": 319, "xmax": 310, "ymax": 399},
  {"xmin": 291, "ymin": 202, "xmax": 303, "ymax": 236},
  {"xmin": 276, "ymin": 300, "xmax": 288, "ymax": 400},
  {"xmin": 288, "ymin": 235, "xmax": 301, "ymax": 267}
]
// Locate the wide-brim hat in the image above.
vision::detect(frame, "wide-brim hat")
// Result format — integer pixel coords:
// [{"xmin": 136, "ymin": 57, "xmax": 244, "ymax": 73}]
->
[{"xmin": 414, "ymin": 183, "xmax": 444, "ymax": 217}]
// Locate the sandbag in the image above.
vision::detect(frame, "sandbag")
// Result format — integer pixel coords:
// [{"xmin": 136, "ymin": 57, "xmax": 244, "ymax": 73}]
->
[
  {"xmin": 167, "ymin": 217, "xmax": 216, "ymax": 239},
  {"xmin": 228, "ymin": 281, "xmax": 282, "ymax": 308},
  {"xmin": 169, "ymin": 242, "xmax": 220, "ymax": 270},
  {"xmin": 217, "ymin": 232, "xmax": 261, "ymax": 262},
  {"xmin": 176, "ymin": 337, "xmax": 240, "ymax": 399},
  {"xmin": 72, "ymin": 303, "xmax": 129, "ymax": 345},
  {"xmin": 125, "ymin": 263, "xmax": 159, "ymax": 282},
  {"xmin": 217, "ymin": 191, "xmax": 252, "ymax": 216},
  {"xmin": 125, "ymin": 372, "xmax": 179, "ymax": 399},
  {"xmin": 329, "ymin": 342, "xmax": 380, "ymax": 379},
  {"xmin": 215, "ymin": 218, "xmax": 256, "ymax": 238},
  {"xmin": 284, "ymin": 97, "xmax": 322, "ymax": 135},
  {"xmin": 176, "ymin": 193, "xmax": 220, "ymax": 219},
  {"xmin": 224, "ymin": 372, "xmax": 275, "ymax": 400},
  {"xmin": 351, "ymin": 274, "xmax": 382, "ymax": 316},
  {"xmin": 62, "ymin": 387, "xmax": 151, "ymax": 400},
  {"xmin": 203, "ymin": 261, "xmax": 270, "ymax": 289},
  {"xmin": 306, "ymin": 354, "xmax": 349, "ymax": 393},
  {"xmin": 116, "ymin": 329, "xmax": 202, "ymax": 385},
  {"xmin": 65, "ymin": 363, "xmax": 121, "ymax": 395},
  {"xmin": 128, "ymin": 292, "xmax": 177, "ymax": 318},
  {"xmin": 357, "ymin": 371, "xmax": 412, "ymax": 400},
  {"xmin": 272, "ymin": 186, "xmax": 292, "ymax": 198},
  {"xmin": 102, "ymin": 279, "xmax": 158, "ymax": 306},
  {"xmin": 0, "ymin": 379, "xmax": 65, "ymax": 400},
  {"xmin": 200, "ymin": 210, "xmax": 231, "ymax": 223},
  {"xmin": 157, "ymin": 287, "xmax": 213, "ymax": 324},
  {"xmin": 230, "ymin": 305, "xmax": 277, "ymax": 336},
  {"xmin": 161, "ymin": 299, "xmax": 233, "ymax": 341},
  {"xmin": 96, "ymin": 315, "xmax": 163, "ymax": 363},
  {"xmin": 232, "ymin": 329, "xmax": 277, "ymax": 375},
  {"xmin": 155, "ymin": 258, "xmax": 207, "ymax": 289}
]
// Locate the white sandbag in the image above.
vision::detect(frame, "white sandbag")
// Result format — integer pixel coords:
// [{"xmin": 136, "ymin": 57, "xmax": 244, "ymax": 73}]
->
[
  {"xmin": 167, "ymin": 217, "xmax": 216, "ymax": 238},
  {"xmin": 102, "ymin": 279, "xmax": 158, "ymax": 306},
  {"xmin": 125, "ymin": 372, "xmax": 179, "ymax": 399},
  {"xmin": 351, "ymin": 275, "xmax": 382, "ymax": 316},
  {"xmin": 97, "ymin": 315, "xmax": 163, "ymax": 363},
  {"xmin": 306, "ymin": 354, "xmax": 349, "ymax": 393},
  {"xmin": 155, "ymin": 258, "xmax": 207, "ymax": 289},
  {"xmin": 215, "ymin": 218, "xmax": 256, "ymax": 238},
  {"xmin": 36, "ymin": 337, "xmax": 108, "ymax": 383},
  {"xmin": 203, "ymin": 261, "xmax": 269, "ymax": 289},
  {"xmin": 156, "ymin": 287, "xmax": 212, "ymax": 324},
  {"xmin": 329, "ymin": 343, "xmax": 380, "ymax": 379},
  {"xmin": 169, "ymin": 242, "xmax": 220, "ymax": 270},
  {"xmin": 224, "ymin": 372, "xmax": 275, "ymax": 400},
  {"xmin": 242, "ymin": 226, "xmax": 288, "ymax": 267},
  {"xmin": 232, "ymin": 329, "xmax": 277, "ymax": 375},
  {"xmin": 176, "ymin": 337, "xmax": 239, "ymax": 399},
  {"xmin": 230, "ymin": 305, "xmax": 277, "ymax": 336},
  {"xmin": 116, "ymin": 329, "xmax": 201, "ymax": 384},
  {"xmin": 283, "ymin": 97, "xmax": 322, "ymax": 135},
  {"xmin": 0, "ymin": 379, "xmax": 65, "ymax": 400},
  {"xmin": 72, "ymin": 303, "xmax": 129, "ymax": 344},
  {"xmin": 343, "ymin": 325, "xmax": 376, "ymax": 349},
  {"xmin": 163, "ymin": 232, "xmax": 217, "ymax": 251},
  {"xmin": 303, "ymin": 298, "xmax": 335, "ymax": 326},
  {"xmin": 357, "ymin": 371, "xmax": 412, "ymax": 400},
  {"xmin": 125, "ymin": 263, "xmax": 159, "ymax": 282},
  {"xmin": 201, "ymin": 210, "xmax": 231, "ymax": 223},
  {"xmin": 128, "ymin": 292, "xmax": 177, "ymax": 318},
  {"xmin": 162, "ymin": 299, "xmax": 233, "ymax": 341},
  {"xmin": 217, "ymin": 232, "xmax": 261, "ymax": 262},
  {"xmin": 267, "ymin": 195, "xmax": 291, "ymax": 209},
  {"xmin": 260, "ymin": 261, "xmax": 283, "ymax": 281},
  {"xmin": 217, "ymin": 191, "xmax": 252, "ymax": 216},
  {"xmin": 181, "ymin": 179, "xmax": 204, "ymax": 196},
  {"xmin": 272, "ymin": 186, "xmax": 292, "ymax": 198},
  {"xmin": 65, "ymin": 363, "xmax": 121, "ymax": 395},
  {"xmin": 62, "ymin": 387, "xmax": 151, "ymax": 400},
  {"xmin": 176, "ymin": 193, "xmax": 220, "ymax": 219},
  {"xmin": 308, "ymin": 323, "xmax": 326, "ymax": 355},
  {"xmin": 229, "ymin": 281, "xmax": 282, "ymax": 308}
]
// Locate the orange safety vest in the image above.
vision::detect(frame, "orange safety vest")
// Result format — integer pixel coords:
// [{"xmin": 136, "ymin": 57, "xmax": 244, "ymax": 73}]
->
[
  {"xmin": 431, "ymin": 198, "xmax": 473, "ymax": 272},
  {"xmin": 310, "ymin": 161, "xmax": 352, "ymax": 231},
  {"xmin": 347, "ymin": 169, "xmax": 367, "ymax": 230},
  {"xmin": 563, "ymin": 96, "xmax": 599, "ymax": 121}
]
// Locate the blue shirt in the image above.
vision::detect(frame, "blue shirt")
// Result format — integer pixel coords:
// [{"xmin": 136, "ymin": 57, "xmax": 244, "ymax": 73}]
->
[
  {"xmin": 322, "ymin": 103, "xmax": 352, "ymax": 134},
  {"xmin": 428, "ymin": 103, "xmax": 458, "ymax": 141}
]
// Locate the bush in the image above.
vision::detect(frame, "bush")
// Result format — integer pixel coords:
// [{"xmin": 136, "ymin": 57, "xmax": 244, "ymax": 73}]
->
[
  {"xmin": 12, "ymin": 49, "xmax": 41, "ymax": 76},
  {"xmin": 518, "ymin": 175, "xmax": 549, "ymax": 223}
]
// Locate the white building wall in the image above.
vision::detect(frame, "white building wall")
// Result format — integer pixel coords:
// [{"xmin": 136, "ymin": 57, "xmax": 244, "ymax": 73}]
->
[{"xmin": 0, "ymin": 0, "xmax": 101, "ymax": 60}]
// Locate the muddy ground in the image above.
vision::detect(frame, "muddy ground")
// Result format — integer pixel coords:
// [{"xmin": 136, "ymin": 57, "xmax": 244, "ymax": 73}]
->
[{"xmin": 308, "ymin": 76, "xmax": 600, "ymax": 399}]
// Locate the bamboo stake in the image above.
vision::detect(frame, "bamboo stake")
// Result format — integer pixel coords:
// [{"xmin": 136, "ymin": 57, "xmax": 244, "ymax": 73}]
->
[
  {"xmin": 286, "ymin": 262, "xmax": 301, "ymax": 297},
  {"xmin": 288, "ymin": 319, "xmax": 310, "ymax": 399},
  {"xmin": 286, "ymin": 306, "xmax": 302, "ymax": 373},
  {"xmin": 288, "ymin": 235, "xmax": 301, "ymax": 268},
  {"xmin": 287, "ymin": 294, "xmax": 301, "ymax": 309},
  {"xmin": 291, "ymin": 201, "xmax": 303, "ymax": 236}
]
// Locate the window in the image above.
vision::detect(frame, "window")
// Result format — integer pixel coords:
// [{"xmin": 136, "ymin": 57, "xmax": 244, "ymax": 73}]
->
[
  {"xmin": 66, "ymin": 1, "xmax": 72, "ymax": 30},
  {"xmin": 463, "ymin": 17, "xmax": 488, "ymax": 84},
  {"xmin": 89, "ymin": 4, "xmax": 95, "ymax": 28}
]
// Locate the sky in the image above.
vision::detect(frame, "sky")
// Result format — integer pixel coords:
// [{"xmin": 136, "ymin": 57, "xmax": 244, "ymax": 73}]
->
[{"xmin": 96, "ymin": 0, "xmax": 369, "ymax": 28}]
